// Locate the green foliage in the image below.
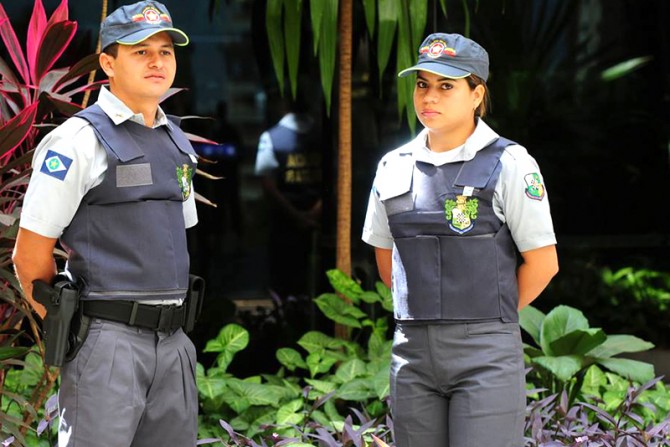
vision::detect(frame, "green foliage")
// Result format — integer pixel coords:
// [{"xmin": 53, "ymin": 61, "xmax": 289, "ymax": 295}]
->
[
  {"xmin": 1, "ymin": 349, "xmax": 58, "ymax": 446},
  {"xmin": 196, "ymin": 269, "xmax": 393, "ymax": 443},
  {"xmin": 520, "ymin": 304, "xmax": 655, "ymax": 405},
  {"xmin": 602, "ymin": 267, "xmax": 670, "ymax": 311},
  {"xmin": 543, "ymin": 261, "xmax": 670, "ymax": 348}
]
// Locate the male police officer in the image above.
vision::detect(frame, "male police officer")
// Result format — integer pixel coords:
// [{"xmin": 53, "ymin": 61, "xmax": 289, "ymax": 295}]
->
[{"xmin": 13, "ymin": 2, "xmax": 199, "ymax": 445}]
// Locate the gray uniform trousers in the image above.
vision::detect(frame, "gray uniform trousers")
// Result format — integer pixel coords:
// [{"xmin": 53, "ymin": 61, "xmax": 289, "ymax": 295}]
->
[
  {"xmin": 58, "ymin": 319, "xmax": 198, "ymax": 447},
  {"xmin": 391, "ymin": 321, "xmax": 526, "ymax": 447}
]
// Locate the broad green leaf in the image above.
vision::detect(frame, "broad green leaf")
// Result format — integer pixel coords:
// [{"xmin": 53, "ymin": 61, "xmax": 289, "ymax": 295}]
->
[
  {"xmin": 540, "ymin": 305, "xmax": 590, "ymax": 356},
  {"xmin": 298, "ymin": 330, "xmax": 343, "ymax": 353},
  {"xmin": 196, "ymin": 372, "xmax": 228, "ymax": 401},
  {"xmin": 377, "ymin": 0, "xmax": 398, "ymax": 84},
  {"xmin": 306, "ymin": 351, "xmax": 338, "ymax": 378},
  {"xmin": 277, "ymin": 398, "xmax": 304, "ymax": 425},
  {"xmin": 335, "ymin": 358, "xmax": 367, "ymax": 382},
  {"xmin": 318, "ymin": 0, "xmax": 337, "ymax": 112},
  {"xmin": 337, "ymin": 378, "xmax": 375, "ymax": 401},
  {"xmin": 532, "ymin": 355, "xmax": 583, "ymax": 382},
  {"xmin": 407, "ymin": 0, "xmax": 427, "ymax": 52},
  {"xmin": 361, "ymin": 0, "xmax": 376, "ymax": 38},
  {"xmin": 266, "ymin": 0, "xmax": 285, "ymax": 91},
  {"xmin": 601, "ymin": 56, "xmax": 653, "ymax": 82},
  {"xmin": 596, "ymin": 357, "xmax": 655, "ymax": 384},
  {"xmin": 359, "ymin": 291, "xmax": 381, "ymax": 304},
  {"xmin": 586, "ymin": 334, "xmax": 654, "ymax": 359},
  {"xmin": 305, "ymin": 378, "xmax": 337, "ymax": 394},
  {"xmin": 372, "ymin": 364, "xmax": 390, "ymax": 399},
  {"xmin": 367, "ymin": 331, "xmax": 385, "ymax": 361},
  {"xmin": 225, "ymin": 379, "xmax": 286, "ymax": 407},
  {"xmin": 203, "ymin": 324, "xmax": 249, "ymax": 371},
  {"xmin": 229, "ymin": 416, "xmax": 250, "ymax": 432},
  {"xmin": 375, "ymin": 281, "xmax": 393, "ymax": 312},
  {"xmin": 309, "ymin": 0, "xmax": 324, "ymax": 55},
  {"xmin": 314, "ymin": 293, "xmax": 366, "ymax": 328},
  {"xmin": 519, "ymin": 305, "xmax": 545, "ymax": 347},
  {"xmin": 549, "ymin": 328, "xmax": 606, "ymax": 356},
  {"xmin": 581, "ymin": 364, "xmax": 607, "ymax": 398},
  {"xmin": 203, "ymin": 324, "xmax": 249, "ymax": 354},
  {"xmin": 283, "ymin": 0, "xmax": 301, "ymax": 99},
  {"xmin": 602, "ymin": 389, "xmax": 625, "ymax": 412},
  {"xmin": 326, "ymin": 269, "xmax": 364, "ymax": 302},
  {"xmin": 276, "ymin": 347, "xmax": 307, "ymax": 371}
]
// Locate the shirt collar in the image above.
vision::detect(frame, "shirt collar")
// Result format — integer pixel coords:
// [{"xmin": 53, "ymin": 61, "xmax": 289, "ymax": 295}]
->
[
  {"xmin": 96, "ymin": 87, "xmax": 171, "ymax": 129},
  {"xmin": 410, "ymin": 118, "xmax": 500, "ymax": 165}
]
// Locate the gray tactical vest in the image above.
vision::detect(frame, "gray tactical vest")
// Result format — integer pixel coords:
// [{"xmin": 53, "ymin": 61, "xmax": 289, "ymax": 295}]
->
[
  {"xmin": 380, "ymin": 138, "xmax": 519, "ymax": 322},
  {"xmin": 268, "ymin": 121, "xmax": 322, "ymax": 211},
  {"xmin": 62, "ymin": 105, "xmax": 197, "ymax": 301}
]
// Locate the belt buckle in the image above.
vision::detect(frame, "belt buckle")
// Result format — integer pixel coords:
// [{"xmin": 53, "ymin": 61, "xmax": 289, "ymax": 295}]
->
[{"xmin": 157, "ymin": 304, "xmax": 176, "ymax": 332}]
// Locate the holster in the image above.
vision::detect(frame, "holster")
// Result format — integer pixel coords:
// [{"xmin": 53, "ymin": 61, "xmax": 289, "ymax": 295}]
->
[
  {"xmin": 184, "ymin": 274, "xmax": 205, "ymax": 333},
  {"xmin": 33, "ymin": 276, "xmax": 81, "ymax": 367}
]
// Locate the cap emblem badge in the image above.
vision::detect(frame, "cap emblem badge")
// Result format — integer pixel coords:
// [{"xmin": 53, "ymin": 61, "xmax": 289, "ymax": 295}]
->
[{"xmin": 420, "ymin": 39, "xmax": 456, "ymax": 58}]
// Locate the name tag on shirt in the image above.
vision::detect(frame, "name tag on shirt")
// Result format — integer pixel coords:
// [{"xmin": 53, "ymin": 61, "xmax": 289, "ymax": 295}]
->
[{"xmin": 116, "ymin": 163, "xmax": 153, "ymax": 187}]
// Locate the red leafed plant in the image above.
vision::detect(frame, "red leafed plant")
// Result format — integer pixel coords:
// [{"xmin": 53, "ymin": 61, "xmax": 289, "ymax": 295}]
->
[{"xmin": 1, "ymin": 0, "xmax": 104, "ymax": 444}]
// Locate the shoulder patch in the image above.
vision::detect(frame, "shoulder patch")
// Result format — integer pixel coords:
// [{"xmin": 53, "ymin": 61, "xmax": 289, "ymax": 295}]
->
[
  {"xmin": 40, "ymin": 150, "xmax": 73, "ymax": 181},
  {"xmin": 524, "ymin": 172, "xmax": 545, "ymax": 200}
]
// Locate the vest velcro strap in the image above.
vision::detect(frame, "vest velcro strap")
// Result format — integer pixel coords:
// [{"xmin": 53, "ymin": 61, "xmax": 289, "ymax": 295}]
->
[{"xmin": 83, "ymin": 300, "xmax": 186, "ymax": 332}]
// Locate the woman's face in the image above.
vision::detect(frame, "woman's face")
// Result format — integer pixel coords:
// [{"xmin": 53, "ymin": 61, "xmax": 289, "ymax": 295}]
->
[{"xmin": 413, "ymin": 71, "xmax": 483, "ymax": 134}]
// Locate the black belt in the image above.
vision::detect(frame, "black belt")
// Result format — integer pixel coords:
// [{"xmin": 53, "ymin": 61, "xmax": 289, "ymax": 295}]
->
[{"xmin": 82, "ymin": 300, "xmax": 186, "ymax": 332}]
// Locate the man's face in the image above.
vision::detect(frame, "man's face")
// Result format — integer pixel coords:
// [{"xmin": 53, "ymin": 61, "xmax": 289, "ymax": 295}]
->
[{"xmin": 102, "ymin": 32, "xmax": 176, "ymax": 105}]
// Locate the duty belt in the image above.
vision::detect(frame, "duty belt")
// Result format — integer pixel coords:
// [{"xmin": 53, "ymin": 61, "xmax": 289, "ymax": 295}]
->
[{"xmin": 82, "ymin": 300, "xmax": 186, "ymax": 332}]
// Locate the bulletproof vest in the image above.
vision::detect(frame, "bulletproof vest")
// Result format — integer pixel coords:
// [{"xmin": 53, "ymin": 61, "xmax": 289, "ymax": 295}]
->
[
  {"xmin": 62, "ymin": 105, "xmax": 197, "ymax": 301},
  {"xmin": 268, "ymin": 122, "xmax": 322, "ymax": 210},
  {"xmin": 380, "ymin": 138, "xmax": 519, "ymax": 322}
]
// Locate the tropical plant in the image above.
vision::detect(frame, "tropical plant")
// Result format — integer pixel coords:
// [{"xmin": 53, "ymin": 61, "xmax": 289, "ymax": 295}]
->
[
  {"xmin": 196, "ymin": 269, "xmax": 393, "ymax": 443},
  {"xmin": 520, "ymin": 304, "xmax": 656, "ymax": 406},
  {"xmin": 1, "ymin": 0, "xmax": 103, "ymax": 444},
  {"xmin": 1, "ymin": 348, "xmax": 58, "ymax": 447},
  {"xmin": 525, "ymin": 377, "xmax": 670, "ymax": 446}
]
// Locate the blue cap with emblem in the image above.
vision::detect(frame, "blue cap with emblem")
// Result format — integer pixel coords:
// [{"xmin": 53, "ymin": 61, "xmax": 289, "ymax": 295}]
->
[
  {"xmin": 398, "ymin": 33, "xmax": 489, "ymax": 82},
  {"xmin": 100, "ymin": 1, "xmax": 189, "ymax": 50}
]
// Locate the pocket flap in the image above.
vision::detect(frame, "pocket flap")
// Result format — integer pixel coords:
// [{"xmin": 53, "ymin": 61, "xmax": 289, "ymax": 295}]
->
[{"xmin": 377, "ymin": 154, "xmax": 413, "ymax": 201}]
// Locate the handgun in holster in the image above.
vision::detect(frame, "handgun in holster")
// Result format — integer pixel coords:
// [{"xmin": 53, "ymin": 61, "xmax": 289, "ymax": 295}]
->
[
  {"xmin": 33, "ymin": 276, "xmax": 89, "ymax": 367},
  {"xmin": 184, "ymin": 274, "xmax": 205, "ymax": 333}
]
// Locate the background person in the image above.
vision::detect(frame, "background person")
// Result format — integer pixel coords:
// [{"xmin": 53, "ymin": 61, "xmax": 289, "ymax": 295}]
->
[
  {"xmin": 254, "ymin": 90, "xmax": 323, "ymax": 300},
  {"xmin": 362, "ymin": 32, "xmax": 559, "ymax": 446},
  {"xmin": 12, "ymin": 2, "xmax": 200, "ymax": 445}
]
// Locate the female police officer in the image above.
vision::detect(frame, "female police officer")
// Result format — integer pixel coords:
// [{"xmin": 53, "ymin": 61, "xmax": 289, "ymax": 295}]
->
[{"xmin": 362, "ymin": 33, "xmax": 558, "ymax": 446}]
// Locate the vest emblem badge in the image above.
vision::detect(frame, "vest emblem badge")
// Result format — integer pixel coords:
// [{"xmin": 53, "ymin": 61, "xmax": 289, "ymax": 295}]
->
[
  {"xmin": 524, "ymin": 172, "xmax": 545, "ymax": 200},
  {"xmin": 176, "ymin": 164, "xmax": 193, "ymax": 200},
  {"xmin": 444, "ymin": 195, "xmax": 478, "ymax": 234}
]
